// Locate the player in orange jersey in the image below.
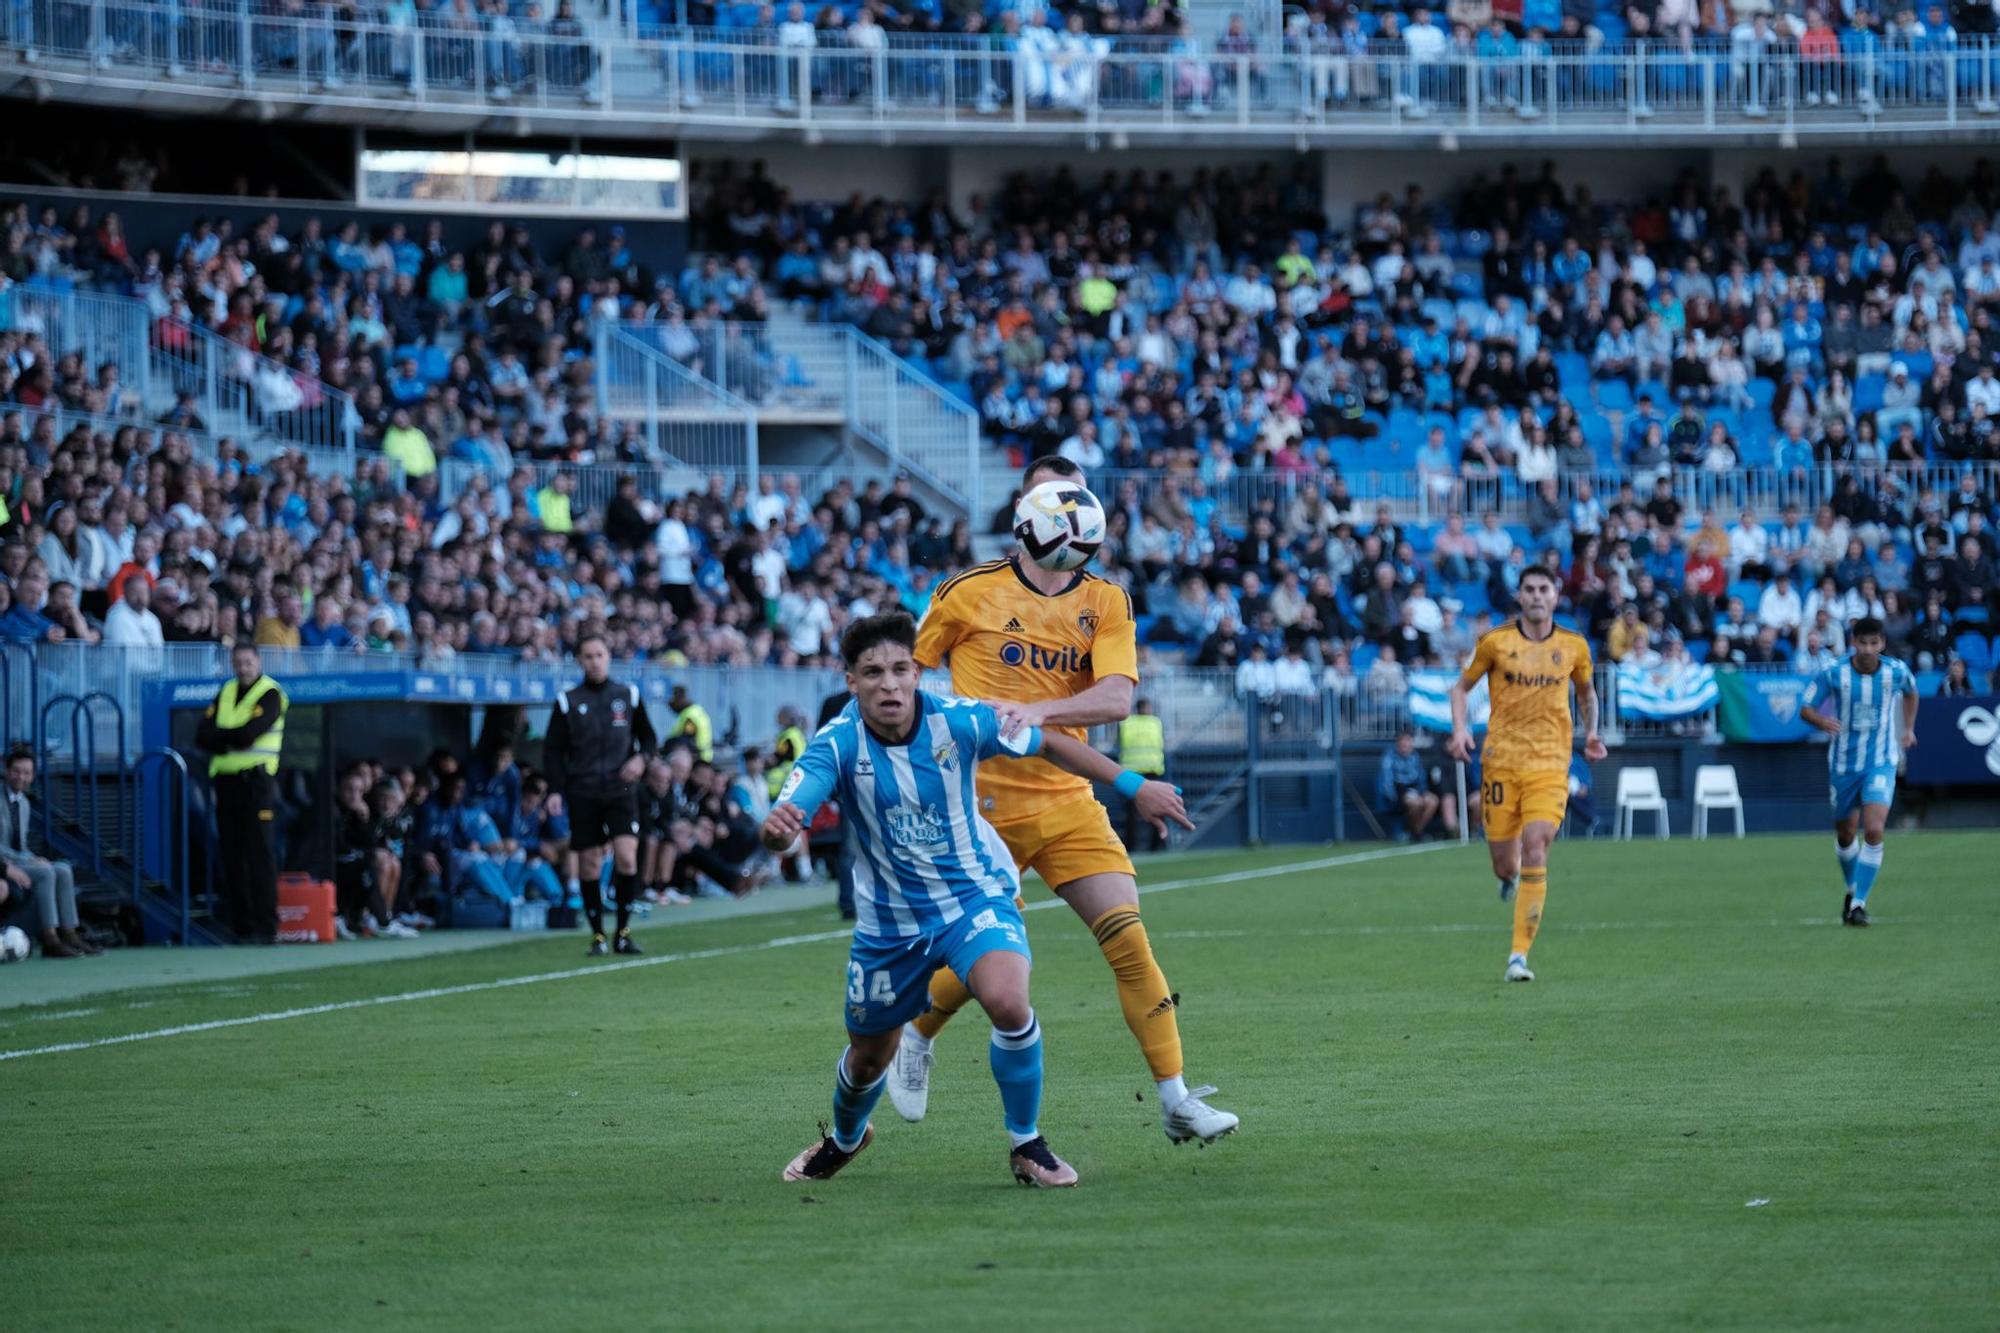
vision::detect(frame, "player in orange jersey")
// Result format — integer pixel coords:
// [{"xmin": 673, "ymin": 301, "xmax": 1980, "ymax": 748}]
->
[
  {"xmin": 884, "ymin": 457, "xmax": 1239, "ymax": 1145},
  {"xmin": 1448, "ymin": 565, "xmax": 1607, "ymax": 982}
]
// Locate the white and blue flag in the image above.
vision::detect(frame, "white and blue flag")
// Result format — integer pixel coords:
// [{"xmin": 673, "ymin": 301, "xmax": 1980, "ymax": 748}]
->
[
  {"xmin": 1410, "ymin": 671, "xmax": 1488, "ymax": 733},
  {"xmin": 779, "ymin": 691, "xmax": 1040, "ymax": 940},
  {"xmin": 1802, "ymin": 655, "xmax": 1917, "ymax": 774},
  {"xmin": 1617, "ymin": 663, "xmax": 1719, "ymax": 722}
]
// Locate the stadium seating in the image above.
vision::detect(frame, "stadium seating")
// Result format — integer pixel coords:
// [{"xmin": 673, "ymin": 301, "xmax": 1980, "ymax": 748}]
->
[{"xmin": 2, "ymin": 138, "xmax": 1997, "ymax": 693}]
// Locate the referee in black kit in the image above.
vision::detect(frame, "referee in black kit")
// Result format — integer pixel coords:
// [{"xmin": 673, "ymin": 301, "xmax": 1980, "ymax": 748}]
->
[{"xmin": 543, "ymin": 633, "xmax": 658, "ymax": 956}]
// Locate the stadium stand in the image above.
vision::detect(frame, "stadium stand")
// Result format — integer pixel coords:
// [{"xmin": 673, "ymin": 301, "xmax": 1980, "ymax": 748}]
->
[{"xmin": 3, "ymin": 151, "xmax": 1993, "ymax": 698}]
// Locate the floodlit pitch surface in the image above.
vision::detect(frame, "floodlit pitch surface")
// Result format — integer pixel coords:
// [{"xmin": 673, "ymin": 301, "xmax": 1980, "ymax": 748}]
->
[{"xmin": 5, "ymin": 832, "xmax": 1996, "ymax": 1330}]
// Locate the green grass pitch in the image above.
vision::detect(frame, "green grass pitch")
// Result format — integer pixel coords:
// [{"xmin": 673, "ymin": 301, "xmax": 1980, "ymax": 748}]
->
[{"xmin": 5, "ymin": 832, "xmax": 1997, "ymax": 1330}]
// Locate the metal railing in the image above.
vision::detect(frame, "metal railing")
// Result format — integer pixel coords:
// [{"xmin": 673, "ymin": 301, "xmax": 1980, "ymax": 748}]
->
[
  {"xmin": 1093, "ymin": 461, "xmax": 2000, "ymax": 535},
  {"xmin": 152, "ymin": 311, "xmax": 359, "ymax": 458},
  {"xmin": 689, "ymin": 320, "xmax": 843, "ymax": 415},
  {"xmin": 1, "ymin": 285, "xmax": 357, "ymax": 458},
  {"xmin": 9, "ymin": 9, "xmax": 2000, "ymax": 141},
  {"xmin": 592, "ymin": 322, "xmax": 760, "ymax": 472},
  {"xmin": 432, "ymin": 456, "xmax": 920, "ymax": 530},
  {"xmin": 613, "ymin": 312, "xmax": 981, "ymax": 517},
  {"xmin": 0, "ymin": 286, "xmax": 154, "ymax": 411}
]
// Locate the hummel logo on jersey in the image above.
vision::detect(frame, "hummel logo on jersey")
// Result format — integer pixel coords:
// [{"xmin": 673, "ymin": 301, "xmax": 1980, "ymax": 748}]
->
[{"xmin": 1002, "ymin": 617, "xmax": 1024, "ymax": 633}]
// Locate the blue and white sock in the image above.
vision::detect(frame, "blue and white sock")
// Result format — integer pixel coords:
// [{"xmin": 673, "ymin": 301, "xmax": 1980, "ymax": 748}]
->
[
  {"xmin": 988, "ymin": 1010, "xmax": 1044, "ymax": 1149},
  {"xmin": 1853, "ymin": 841, "xmax": 1884, "ymax": 906},
  {"xmin": 1836, "ymin": 838, "xmax": 1859, "ymax": 891},
  {"xmin": 831, "ymin": 1048, "xmax": 887, "ymax": 1153}
]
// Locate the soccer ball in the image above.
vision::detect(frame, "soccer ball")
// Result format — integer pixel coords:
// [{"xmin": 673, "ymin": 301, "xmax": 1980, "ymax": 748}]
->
[
  {"xmin": 0, "ymin": 925, "xmax": 27, "ymax": 963},
  {"xmin": 1013, "ymin": 480, "xmax": 1106, "ymax": 573}
]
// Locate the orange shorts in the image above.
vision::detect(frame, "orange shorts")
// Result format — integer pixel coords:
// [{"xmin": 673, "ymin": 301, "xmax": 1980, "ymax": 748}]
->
[
  {"xmin": 1481, "ymin": 768, "xmax": 1569, "ymax": 843},
  {"xmin": 989, "ymin": 797, "xmax": 1136, "ymax": 891}
]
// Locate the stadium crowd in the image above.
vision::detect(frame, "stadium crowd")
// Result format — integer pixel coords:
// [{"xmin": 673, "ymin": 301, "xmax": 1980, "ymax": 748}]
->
[{"xmin": 2, "ymin": 150, "xmax": 1999, "ymax": 689}]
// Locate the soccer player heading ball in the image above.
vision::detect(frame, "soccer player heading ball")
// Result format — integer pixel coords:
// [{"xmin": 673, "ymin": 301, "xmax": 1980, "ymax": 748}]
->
[
  {"xmin": 886, "ymin": 457, "xmax": 1239, "ymax": 1147},
  {"xmin": 763, "ymin": 612, "xmax": 1193, "ymax": 1186},
  {"xmin": 1448, "ymin": 566, "xmax": 1606, "ymax": 983}
]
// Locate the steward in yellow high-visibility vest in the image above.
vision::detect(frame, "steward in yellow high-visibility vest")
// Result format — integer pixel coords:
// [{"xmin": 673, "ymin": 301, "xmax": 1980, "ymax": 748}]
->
[
  {"xmin": 766, "ymin": 707, "xmax": 807, "ymax": 801},
  {"xmin": 668, "ymin": 683, "xmax": 714, "ymax": 763},
  {"xmin": 1118, "ymin": 709, "xmax": 1166, "ymax": 778},
  {"xmin": 1118, "ymin": 699, "xmax": 1168, "ymax": 854},
  {"xmin": 195, "ymin": 643, "xmax": 287, "ymax": 943}
]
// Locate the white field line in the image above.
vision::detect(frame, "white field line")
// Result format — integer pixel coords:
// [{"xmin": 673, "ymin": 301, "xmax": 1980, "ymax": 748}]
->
[{"xmin": 0, "ymin": 843, "xmax": 1452, "ymax": 1063}]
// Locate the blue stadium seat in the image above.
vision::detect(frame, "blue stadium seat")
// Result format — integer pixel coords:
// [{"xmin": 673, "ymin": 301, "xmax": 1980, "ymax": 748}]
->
[
  {"xmin": 1854, "ymin": 374, "xmax": 1886, "ymax": 415},
  {"xmin": 1956, "ymin": 633, "xmax": 1995, "ymax": 672},
  {"xmin": 1595, "ymin": 380, "xmax": 1633, "ymax": 412},
  {"xmin": 1916, "ymin": 669, "xmax": 1944, "ymax": 695}
]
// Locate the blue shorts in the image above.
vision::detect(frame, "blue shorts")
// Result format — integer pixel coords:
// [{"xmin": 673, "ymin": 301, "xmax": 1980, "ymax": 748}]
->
[
  {"xmin": 842, "ymin": 897, "xmax": 1033, "ymax": 1035},
  {"xmin": 1831, "ymin": 765, "xmax": 1898, "ymax": 818}
]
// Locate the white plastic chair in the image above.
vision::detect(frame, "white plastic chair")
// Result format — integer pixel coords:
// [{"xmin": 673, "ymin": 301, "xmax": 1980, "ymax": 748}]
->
[
  {"xmin": 1614, "ymin": 766, "xmax": 1670, "ymax": 840},
  {"xmin": 1691, "ymin": 764, "xmax": 1745, "ymax": 840}
]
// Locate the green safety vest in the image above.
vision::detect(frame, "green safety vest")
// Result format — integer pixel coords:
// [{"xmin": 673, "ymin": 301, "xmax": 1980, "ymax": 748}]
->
[
  {"xmin": 208, "ymin": 676, "xmax": 287, "ymax": 777},
  {"xmin": 767, "ymin": 725, "xmax": 807, "ymax": 799},
  {"xmin": 1118, "ymin": 715, "xmax": 1166, "ymax": 777},
  {"xmin": 674, "ymin": 704, "xmax": 714, "ymax": 763}
]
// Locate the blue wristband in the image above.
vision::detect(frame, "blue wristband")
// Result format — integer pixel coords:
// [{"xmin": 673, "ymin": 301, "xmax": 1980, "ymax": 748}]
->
[{"xmin": 1113, "ymin": 770, "xmax": 1147, "ymax": 799}]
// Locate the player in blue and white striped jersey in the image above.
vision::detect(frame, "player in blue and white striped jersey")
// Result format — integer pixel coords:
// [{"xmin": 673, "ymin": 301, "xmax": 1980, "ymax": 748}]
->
[
  {"xmin": 1799, "ymin": 617, "xmax": 1919, "ymax": 927},
  {"xmin": 760, "ymin": 612, "xmax": 1193, "ymax": 1188}
]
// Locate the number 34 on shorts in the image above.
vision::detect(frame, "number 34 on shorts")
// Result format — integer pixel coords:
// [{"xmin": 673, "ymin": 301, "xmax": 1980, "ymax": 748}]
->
[{"xmin": 1480, "ymin": 769, "xmax": 1569, "ymax": 842}]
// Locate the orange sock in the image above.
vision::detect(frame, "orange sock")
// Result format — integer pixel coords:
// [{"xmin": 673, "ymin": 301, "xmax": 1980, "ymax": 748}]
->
[
  {"xmin": 1091, "ymin": 906, "xmax": 1184, "ymax": 1081},
  {"xmin": 1512, "ymin": 866, "xmax": 1547, "ymax": 958},
  {"xmin": 912, "ymin": 966, "xmax": 973, "ymax": 1041}
]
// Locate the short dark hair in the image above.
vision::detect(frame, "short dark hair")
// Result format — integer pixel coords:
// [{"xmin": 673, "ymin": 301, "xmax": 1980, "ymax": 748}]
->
[
  {"xmin": 5, "ymin": 744, "xmax": 34, "ymax": 768},
  {"xmin": 840, "ymin": 611, "xmax": 918, "ymax": 668},
  {"xmin": 1519, "ymin": 566, "xmax": 1560, "ymax": 592},
  {"xmin": 576, "ymin": 630, "xmax": 609, "ymax": 655},
  {"xmin": 1022, "ymin": 455, "xmax": 1083, "ymax": 490},
  {"xmin": 1852, "ymin": 616, "xmax": 1886, "ymax": 639}
]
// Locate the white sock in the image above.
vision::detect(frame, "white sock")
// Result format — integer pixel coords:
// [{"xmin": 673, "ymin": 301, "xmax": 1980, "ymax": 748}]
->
[
  {"xmin": 1007, "ymin": 1129, "xmax": 1040, "ymax": 1149},
  {"xmin": 1157, "ymin": 1074, "xmax": 1188, "ymax": 1109},
  {"xmin": 901, "ymin": 1024, "xmax": 933, "ymax": 1054},
  {"xmin": 1836, "ymin": 840, "xmax": 1858, "ymax": 865}
]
